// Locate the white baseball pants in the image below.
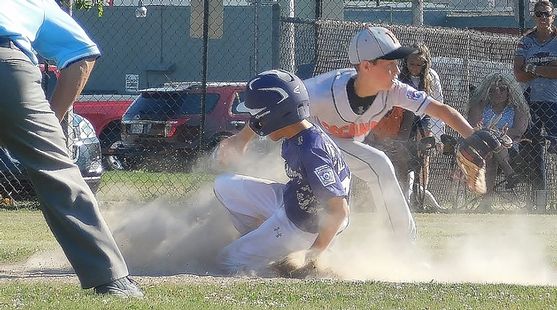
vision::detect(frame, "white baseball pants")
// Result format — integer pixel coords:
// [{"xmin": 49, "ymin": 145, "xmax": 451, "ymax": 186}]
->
[
  {"xmin": 214, "ymin": 173, "xmax": 318, "ymax": 273},
  {"xmin": 332, "ymin": 137, "xmax": 417, "ymax": 240}
]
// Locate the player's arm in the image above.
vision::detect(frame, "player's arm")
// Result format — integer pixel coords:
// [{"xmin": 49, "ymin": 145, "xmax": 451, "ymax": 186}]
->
[
  {"xmin": 49, "ymin": 58, "xmax": 96, "ymax": 121},
  {"xmin": 214, "ymin": 123, "xmax": 257, "ymax": 167},
  {"xmin": 424, "ymin": 99, "xmax": 474, "ymax": 138},
  {"xmin": 308, "ymin": 196, "xmax": 349, "ymax": 256}
]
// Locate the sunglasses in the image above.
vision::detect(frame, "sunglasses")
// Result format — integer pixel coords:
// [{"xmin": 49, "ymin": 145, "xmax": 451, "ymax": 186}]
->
[
  {"xmin": 534, "ymin": 11, "xmax": 552, "ymax": 18},
  {"xmin": 407, "ymin": 62, "xmax": 426, "ymax": 68},
  {"xmin": 489, "ymin": 85, "xmax": 508, "ymax": 93}
]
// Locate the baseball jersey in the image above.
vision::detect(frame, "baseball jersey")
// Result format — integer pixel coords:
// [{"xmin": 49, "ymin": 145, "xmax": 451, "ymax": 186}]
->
[
  {"xmin": 0, "ymin": 0, "xmax": 100, "ymax": 68},
  {"xmin": 281, "ymin": 126, "xmax": 351, "ymax": 233},
  {"xmin": 515, "ymin": 31, "xmax": 557, "ymax": 102},
  {"xmin": 304, "ymin": 68, "xmax": 433, "ymax": 142}
]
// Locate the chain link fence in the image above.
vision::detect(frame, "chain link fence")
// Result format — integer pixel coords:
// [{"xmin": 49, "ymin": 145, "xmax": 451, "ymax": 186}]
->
[
  {"xmin": 0, "ymin": 0, "xmax": 555, "ymax": 213},
  {"xmin": 283, "ymin": 19, "xmax": 556, "ymax": 213}
]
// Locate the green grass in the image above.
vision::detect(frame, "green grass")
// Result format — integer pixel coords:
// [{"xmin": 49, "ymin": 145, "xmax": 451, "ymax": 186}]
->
[
  {"xmin": 0, "ymin": 210, "xmax": 56, "ymax": 263},
  {"xmin": 0, "ymin": 280, "xmax": 557, "ymax": 309},
  {"xmin": 3, "ymin": 210, "xmax": 557, "ymax": 308}
]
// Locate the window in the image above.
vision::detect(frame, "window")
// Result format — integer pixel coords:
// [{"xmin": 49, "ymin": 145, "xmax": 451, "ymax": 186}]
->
[
  {"xmin": 179, "ymin": 93, "xmax": 220, "ymax": 115},
  {"xmin": 126, "ymin": 92, "xmax": 183, "ymax": 118}
]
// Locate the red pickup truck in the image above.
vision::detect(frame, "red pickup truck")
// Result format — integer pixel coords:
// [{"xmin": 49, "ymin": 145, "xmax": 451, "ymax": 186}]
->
[{"xmin": 73, "ymin": 94, "xmax": 136, "ymax": 169}]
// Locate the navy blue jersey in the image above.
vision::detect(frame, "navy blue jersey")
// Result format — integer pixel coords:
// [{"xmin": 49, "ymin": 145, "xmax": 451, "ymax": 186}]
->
[{"xmin": 281, "ymin": 126, "xmax": 351, "ymax": 233}]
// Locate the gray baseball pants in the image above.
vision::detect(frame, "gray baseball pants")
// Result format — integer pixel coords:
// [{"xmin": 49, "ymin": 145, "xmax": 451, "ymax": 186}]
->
[{"xmin": 0, "ymin": 45, "xmax": 128, "ymax": 288}]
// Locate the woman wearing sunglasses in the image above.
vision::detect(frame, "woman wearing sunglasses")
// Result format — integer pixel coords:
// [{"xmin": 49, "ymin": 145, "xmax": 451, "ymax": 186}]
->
[
  {"xmin": 513, "ymin": 0, "xmax": 557, "ymax": 211},
  {"xmin": 468, "ymin": 73, "xmax": 530, "ymax": 212}
]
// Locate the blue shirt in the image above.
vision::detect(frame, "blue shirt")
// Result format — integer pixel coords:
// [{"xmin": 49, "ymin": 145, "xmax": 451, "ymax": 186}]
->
[
  {"xmin": 281, "ymin": 126, "xmax": 351, "ymax": 233},
  {"xmin": 481, "ymin": 105, "xmax": 514, "ymax": 130},
  {"xmin": 0, "ymin": 0, "xmax": 100, "ymax": 68},
  {"xmin": 515, "ymin": 31, "xmax": 557, "ymax": 102}
]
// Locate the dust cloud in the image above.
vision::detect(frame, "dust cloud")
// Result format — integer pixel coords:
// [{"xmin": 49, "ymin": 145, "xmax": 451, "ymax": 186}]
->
[
  {"xmin": 325, "ymin": 212, "xmax": 557, "ymax": 285},
  {"xmin": 14, "ymin": 146, "xmax": 557, "ymax": 286}
]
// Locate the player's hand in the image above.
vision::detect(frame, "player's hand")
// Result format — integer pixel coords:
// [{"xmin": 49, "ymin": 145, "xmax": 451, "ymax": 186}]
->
[
  {"xmin": 212, "ymin": 125, "xmax": 257, "ymax": 170},
  {"xmin": 212, "ymin": 136, "xmax": 242, "ymax": 169},
  {"xmin": 270, "ymin": 249, "xmax": 322, "ymax": 279}
]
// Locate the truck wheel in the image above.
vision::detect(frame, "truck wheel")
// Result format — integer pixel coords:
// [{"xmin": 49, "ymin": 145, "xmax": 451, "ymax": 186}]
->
[
  {"xmin": 104, "ymin": 140, "xmax": 128, "ymax": 170},
  {"xmin": 99, "ymin": 125, "xmax": 132, "ymax": 170}
]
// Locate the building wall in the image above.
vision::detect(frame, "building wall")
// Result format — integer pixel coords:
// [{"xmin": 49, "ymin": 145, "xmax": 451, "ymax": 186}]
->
[{"xmin": 73, "ymin": 5, "xmax": 276, "ymax": 94}]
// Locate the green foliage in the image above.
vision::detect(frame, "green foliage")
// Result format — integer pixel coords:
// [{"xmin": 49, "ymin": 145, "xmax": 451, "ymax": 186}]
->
[{"xmin": 60, "ymin": 0, "xmax": 104, "ymax": 17}]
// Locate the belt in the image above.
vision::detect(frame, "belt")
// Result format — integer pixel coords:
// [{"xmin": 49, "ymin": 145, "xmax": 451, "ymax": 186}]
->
[{"xmin": 0, "ymin": 37, "xmax": 16, "ymax": 49}]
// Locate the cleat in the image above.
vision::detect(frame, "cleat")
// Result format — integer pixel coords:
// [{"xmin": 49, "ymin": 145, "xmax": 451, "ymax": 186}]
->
[{"xmin": 94, "ymin": 276, "xmax": 144, "ymax": 298}]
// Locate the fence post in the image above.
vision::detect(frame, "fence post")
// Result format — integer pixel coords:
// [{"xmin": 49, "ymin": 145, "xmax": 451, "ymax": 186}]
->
[
  {"xmin": 518, "ymin": 0, "xmax": 526, "ymax": 34},
  {"xmin": 412, "ymin": 0, "xmax": 424, "ymax": 26},
  {"xmin": 199, "ymin": 0, "xmax": 210, "ymax": 154},
  {"xmin": 272, "ymin": 3, "xmax": 281, "ymax": 69}
]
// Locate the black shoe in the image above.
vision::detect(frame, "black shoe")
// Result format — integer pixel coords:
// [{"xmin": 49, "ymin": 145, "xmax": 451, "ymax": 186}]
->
[{"xmin": 94, "ymin": 276, "xmax": 144, "ymax": 298}]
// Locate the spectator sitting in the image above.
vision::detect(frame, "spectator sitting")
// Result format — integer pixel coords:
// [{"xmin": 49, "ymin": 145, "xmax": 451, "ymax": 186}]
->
[{"xmin": 467, "ymin": 72, "xmax": 530, "ymax": 211}]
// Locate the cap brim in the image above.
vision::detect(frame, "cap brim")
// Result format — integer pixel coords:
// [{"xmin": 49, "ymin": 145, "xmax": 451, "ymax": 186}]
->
[{"xmin": 378, "ymin": 47, "xmax": 418, "ymax": 60}]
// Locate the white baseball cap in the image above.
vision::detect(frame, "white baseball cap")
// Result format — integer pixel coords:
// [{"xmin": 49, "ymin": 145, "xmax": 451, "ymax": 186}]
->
[{"xmin": 348, "ymin": 26, "xmax": 417, "ymax": 64}]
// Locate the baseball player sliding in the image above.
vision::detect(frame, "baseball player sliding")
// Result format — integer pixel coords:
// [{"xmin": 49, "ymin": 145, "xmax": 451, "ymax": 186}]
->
[{"xmin": 214, "ymin": 70, "xmax": 351, "ymax": 276}]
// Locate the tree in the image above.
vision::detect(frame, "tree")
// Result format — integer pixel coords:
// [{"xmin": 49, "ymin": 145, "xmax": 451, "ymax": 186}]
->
[{"xmin": 57, "ymin": 0, "xmax": 105, "ymax": 17}]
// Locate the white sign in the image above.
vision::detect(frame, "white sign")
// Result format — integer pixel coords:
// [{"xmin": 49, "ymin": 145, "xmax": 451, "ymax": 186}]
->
[{"xmin": 125, "ymin": 74, "xmax": 139, "ymax": 92}]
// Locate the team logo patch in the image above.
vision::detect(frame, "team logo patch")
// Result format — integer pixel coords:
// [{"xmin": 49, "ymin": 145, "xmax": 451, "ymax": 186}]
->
[
  {"xmin": 406, "ymin": 90, "xmax": 423, "ymax": 101},
  {"xmin": 314, "ymin": 165, "xmax": 335, "ymax": 187}
]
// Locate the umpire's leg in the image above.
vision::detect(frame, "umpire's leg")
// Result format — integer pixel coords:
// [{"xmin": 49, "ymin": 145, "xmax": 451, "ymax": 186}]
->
[{"xmin": 0, "ymin": 47, "xmax": 128, "ymax": 288}]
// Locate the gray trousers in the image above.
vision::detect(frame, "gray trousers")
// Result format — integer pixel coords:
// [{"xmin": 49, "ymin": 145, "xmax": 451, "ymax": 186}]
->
[{"xmin": 0, "ymin": 46, "xmax": 128, "ymax": 288}]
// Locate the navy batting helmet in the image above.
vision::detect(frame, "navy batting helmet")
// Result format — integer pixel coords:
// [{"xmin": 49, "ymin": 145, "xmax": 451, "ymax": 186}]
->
[{"xmin": 242, "ymin": 70, "xmax": 310, "ymax": 136}]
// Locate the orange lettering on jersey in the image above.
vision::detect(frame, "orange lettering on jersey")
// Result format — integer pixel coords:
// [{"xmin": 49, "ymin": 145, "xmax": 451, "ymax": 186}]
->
[{"xmin": 321, "ymin": 120, "xmax": 378, "ymax": 138}]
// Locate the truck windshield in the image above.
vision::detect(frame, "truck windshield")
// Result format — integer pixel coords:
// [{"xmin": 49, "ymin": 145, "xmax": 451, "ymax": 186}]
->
[{"xmin": 126, "ymin": 91, "xmax": 220, "ymax": 118}]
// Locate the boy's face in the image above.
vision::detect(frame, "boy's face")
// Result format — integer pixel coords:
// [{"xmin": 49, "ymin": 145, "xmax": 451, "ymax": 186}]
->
[{"xmin": 361, "ymin": 59, "xmax": 400, "ymax": 90}]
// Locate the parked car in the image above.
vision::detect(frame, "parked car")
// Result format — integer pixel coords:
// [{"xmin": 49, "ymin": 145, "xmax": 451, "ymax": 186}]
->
[
  {"xmin": 119, "ymin": 82, "xmax": 249, "ymax": 171},
  {"xmin": 73, "ymin": 94, "xmax": 135, "ymax": 170},
  {"xmin": 0, "ymin": 113, "xmax": 103, "ymax": 200},
  {"xmin": 0, "ymin": 64, "xmax": 104, "ymax": 201}
]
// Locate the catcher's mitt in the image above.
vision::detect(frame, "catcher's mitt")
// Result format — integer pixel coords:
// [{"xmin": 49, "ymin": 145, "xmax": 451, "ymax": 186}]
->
[{"xmin": 456, "ymin": 129, "xmax": 511, "ymax": 194}]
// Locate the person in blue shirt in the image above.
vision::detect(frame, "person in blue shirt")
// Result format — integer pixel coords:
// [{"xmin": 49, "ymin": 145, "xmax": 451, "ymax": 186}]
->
[
  {"xmin": 0, "ymin": 1, "xmax": 142, "ymax": 297},
  {"xmin": 213, "ymin": 70, "xmax": 351, "ymax": 275},
  {"xmin": 514, "ymin": 0, "xmax": 557, "ymax": 211},
  {"xmin": 467, "ymin": 72, "xmax": 530, "ymax": 211}
]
